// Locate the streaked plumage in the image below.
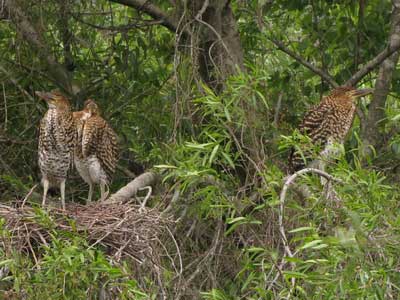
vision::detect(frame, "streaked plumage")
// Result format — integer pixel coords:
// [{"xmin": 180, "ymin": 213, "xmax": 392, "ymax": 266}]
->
[
  {"xmin": 37, "ymin": 91, "xmax": 75, "ymax": 210},
  {"xmin": 74, "ymin": 99, "xmax": 119, "ymax": 202},
  {"xmin": 288, "ymin": 86, "xmax": 373, "ymax": 173}
]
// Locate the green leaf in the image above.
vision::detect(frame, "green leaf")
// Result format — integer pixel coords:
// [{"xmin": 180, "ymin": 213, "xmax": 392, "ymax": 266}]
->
[
  {"xmin": 227, "ymin": 217, "xmax": 246, "ymax": 224},
  {"xmin": 289, "ymin": 226, "xmax": 315, "ymax": 233},
  {"xmin": 0, "ymin": 259, "xmax": 13, "ymax": 267},
  {"xmin": 154, "ymin": 164, "xmax": 177, "ymax": 169},
  {"xmin": 224, "ymin": 106, "xmax": 232, "ymax": 122},
  {"xmin": 299, "ymin": 240, "xmax": 323, "ymax": 250},
  {"xmin": 283, "ymin": 271, "xmax": 308, "ymax": 279},
  {"xmin": 221, "ymin": 152, "xmax": 235, "ymax": 168},
  {"xmin": 209, "ymin": 144, "xmax": 220, "ymax": 165}
]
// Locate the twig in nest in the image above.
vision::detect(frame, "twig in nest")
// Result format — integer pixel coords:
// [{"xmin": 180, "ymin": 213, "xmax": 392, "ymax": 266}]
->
[
  {"xmin": 138, "ymin": 186, "xmax": 152, "ymax": 213},
  {"xmin": 21, "ymin": 184, "xmax": 38, "ymax": 208}
]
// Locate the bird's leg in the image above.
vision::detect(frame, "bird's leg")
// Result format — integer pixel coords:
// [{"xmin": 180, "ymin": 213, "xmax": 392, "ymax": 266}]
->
[
  {"xmin": 60, "ymin": 179, "xmax": 66, "ymax": 210},
  {"xmin": 42, "ymin": 178, "xmax": 49, "ymax": 207},
  {"xmin": 100, "ymin": 181, "xmax": 106, "ymax": 201},
  {"xmin": 99, "ymin": 182, "xmax": 108, "ymax": 201},
  {"xmin": 318, "ymin": 160, "xmax": 327, "ymax": 186},
  {"xmin": 87, "ymin": 183, "xmax": 93, "ymax": 204}
]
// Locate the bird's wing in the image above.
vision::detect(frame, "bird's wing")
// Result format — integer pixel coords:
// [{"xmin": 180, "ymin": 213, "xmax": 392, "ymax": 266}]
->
[
  {"xmin": 73, "ymin": 111, "xmax": 86, "ymax": 156},
  {"xmin": 82, "ymin": 116, "xmax": 119, "ymax": 181},
  {"xmin": 38, "ymin": 115, "xmax": 46, "ymax": 150},
  {"xmin": 98, "ymin": 123, "xmax": 119, "ymax": 181},
  {"xmin": 289, "ymin": 101, "xmax": 334, "ymax": 172},
  {"xmin": 38, "ymin": 111, "xmax": 56, "ymax": 152},
  {"xmin": 82, "ymin": 116, "xmax": 102, "ymax": 158},
  {"xmin": 298, "ymin": 101, "xmax": 333, "ymax": 145}
]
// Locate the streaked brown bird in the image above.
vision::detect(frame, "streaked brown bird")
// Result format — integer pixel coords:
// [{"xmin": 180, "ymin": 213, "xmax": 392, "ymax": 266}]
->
[
  {"xmin": 73, "ymin": 99, "xmax": 119, "ymax": 203},
  {"xmin": 288, "ymin": 86, "xmax": 373, "ymax": 173},
  {"xmin": 37, "ymin": 91, "xmax": 75, "ymax": 210}
]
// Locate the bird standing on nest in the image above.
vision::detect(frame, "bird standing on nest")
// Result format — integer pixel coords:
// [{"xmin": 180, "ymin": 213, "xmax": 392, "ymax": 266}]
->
[
  {"xmin": 288, "ymin": 86, "xmax": 373, "ymax": 173},
  {"xmin": 36, "ymin": 91, "xmax": 75, "ymax": 210},
  {"xmin": 74, "ymin": 99, "xmax": 119, "ymax": 203}
]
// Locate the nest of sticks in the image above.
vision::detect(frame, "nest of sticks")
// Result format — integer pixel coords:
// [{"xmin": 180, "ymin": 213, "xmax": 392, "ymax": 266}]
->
[
  {"xmin": 0, "ymin": 200, "xmax": 173, "ymax": 264},
  {"xmin": 0, "ymin": 172, "xmax": 179, "ymax": 298},
  {"xmin": 0, "ymin": 172, "xmax": 172, "ymax": 264}
]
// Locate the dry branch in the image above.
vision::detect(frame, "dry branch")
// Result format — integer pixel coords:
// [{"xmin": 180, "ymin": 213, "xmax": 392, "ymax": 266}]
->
[
  {"xmin": 270, "ymin": 39, "xmax": 339, "ymax": 88},
  {"xmin": 108, "ymin": 0, "xmax": 182, "ymax": 34},
  {"xmin": 345, "ymin": 36, "xmax": 400, "ymax": 86},
  {"xmin": 273, "ymin": 168, "xmax": 344, "ymax": 294},
  {"xmin": 105, "ymin": 171, "xmax": 160, "ymax": 203}
]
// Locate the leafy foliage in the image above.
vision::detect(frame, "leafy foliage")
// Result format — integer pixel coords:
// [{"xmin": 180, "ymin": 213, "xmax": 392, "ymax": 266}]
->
[
  {"xmin": 1, "ymin": 0, "xmax": 400, "ymax": 299},
  {"xmin": 0, "ymin": 218, "xmax": 149, "ymax": 299}
]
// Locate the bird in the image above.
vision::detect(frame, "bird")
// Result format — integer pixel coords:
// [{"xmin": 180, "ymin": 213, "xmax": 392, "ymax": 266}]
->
[
  {"xmin": 288, "ymin": 86, "xmax": 373, "ymax": 173},
  {"xmin": 73, "ymin": 99, "xmax": 119, "ymax": 203},
  {"xmin": 36, "ymin": 90, "xmax": 75, "ymax": 210}
]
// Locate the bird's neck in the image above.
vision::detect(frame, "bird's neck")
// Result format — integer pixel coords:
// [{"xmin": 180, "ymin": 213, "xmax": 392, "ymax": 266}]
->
[{"xmin": 325, "ymin": 96, "xmax": 354, "ymax": 109}]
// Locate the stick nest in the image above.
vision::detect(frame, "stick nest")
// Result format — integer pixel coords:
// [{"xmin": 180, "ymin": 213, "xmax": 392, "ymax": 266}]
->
[{"xmin": 0, "ymin": 201, "xmax": 173, "ymax": 263}]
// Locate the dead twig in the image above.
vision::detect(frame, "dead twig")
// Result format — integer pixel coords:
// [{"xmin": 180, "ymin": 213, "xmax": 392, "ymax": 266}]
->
[{"xmin": 21, "ymin": 184, "xmax": 38, "ymax": 208}]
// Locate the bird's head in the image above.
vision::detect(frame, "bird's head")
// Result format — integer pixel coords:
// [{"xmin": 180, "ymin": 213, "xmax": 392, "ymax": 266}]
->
[
  {"xmin": 331, "ymin": 86, "xmax": 374, "ymax": 102},
  {"xmin": 36, "ymin": 90, "xmax": 71, "ymax": 111},
  {"xmin": 84, "ymin": 99, "xmax": 100, "ymax": 115}
]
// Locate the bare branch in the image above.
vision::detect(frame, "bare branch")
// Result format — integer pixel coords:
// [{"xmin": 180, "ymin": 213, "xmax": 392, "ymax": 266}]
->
[
  {"xmin": 270, "ymin": 39, "xmax": 339, "ymax": 88},
  {"xmin": 279, "ymin": 168, "xmax": 343, "ymax": 259},
  {"xmin": 346, "ymin": 37, "xmax": 400, "ymax": 86},
  {"xmin": 105, "ymin": 171, "xmax": 159, "ymax": 203},
  {"xmin": 73, "ymin": 13, "xmax": 163, "ymax": 31},
  {"xmin": 195, "ymin": 0, "xmax": 209, "ymax": 20},
  {"xmin": 108, "ymin": 0, "xmax": 180, "ymax": 33},
  {"xmin": 276, "ymin": 168, "xmax": 343, "ymax": 293}
]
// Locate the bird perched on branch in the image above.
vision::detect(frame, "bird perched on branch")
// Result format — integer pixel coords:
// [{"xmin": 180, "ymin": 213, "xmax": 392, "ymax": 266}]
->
[
  {"xmin": 288, "ymin": 86, "xmax": 373, "ymax": 173},
  {"xmin": 36, "ymin": 90, "xmax": 75, "ymax": 210},
  {"xmin": 74, "ymin": 99, "xmax": 119, "ymax": 203}
]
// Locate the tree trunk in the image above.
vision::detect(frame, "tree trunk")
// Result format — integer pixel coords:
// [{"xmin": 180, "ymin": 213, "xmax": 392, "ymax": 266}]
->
[
  {"xmin": 190, "ymin": 0, "xmax": 244, "ymax": 92},
  {"xmin": 360, "ymin": 0, "xmax": 400, "ymax": 156}
]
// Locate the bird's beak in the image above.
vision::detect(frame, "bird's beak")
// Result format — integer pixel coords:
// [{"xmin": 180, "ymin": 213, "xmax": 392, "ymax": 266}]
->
[
  {"xmin": 35, "ymin": 91, "xmax": 54, "ymax": 101},
  {"xmin": 352, "ymin": 88, "xmax": 374, "ymax": 98}
]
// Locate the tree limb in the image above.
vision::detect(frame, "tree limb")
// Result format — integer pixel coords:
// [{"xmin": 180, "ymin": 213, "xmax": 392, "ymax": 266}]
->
[
  {"xmin": 270, "ymin": 38, "xmax": 339, "ymax": 88},
  {"xmin": 4, "ymin": 0, "xmax": 74, "ymax": 94},
  {"xmin": 268, "ymin": 14, "xmax": 400, "ymax": 89},
  {"xmin": 277, "ymin": 168, "xmax": 344, "ymax": 294},
  {"xmin": 108, "ymin": 0, "xmax": 180, "ymax": 33},
  {"xmin": 105, "ymin": 171, "xmax": 160, "ymax": 203},
  {"xmin": 359, "ymin": 0, "xmax": 400, "ymax": 153},
  {"xmin": 345, "ymin": 32, "xmax": 400, "ymax": 86}
]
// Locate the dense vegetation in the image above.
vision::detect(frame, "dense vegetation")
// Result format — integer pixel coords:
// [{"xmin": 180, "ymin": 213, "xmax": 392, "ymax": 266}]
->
[{"xmin": 1, "ymin": 0, "xmax": 400, "ymax": 299}]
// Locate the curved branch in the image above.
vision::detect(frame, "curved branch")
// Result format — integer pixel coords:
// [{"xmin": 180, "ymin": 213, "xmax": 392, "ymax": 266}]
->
[
  {"xmin": 108, "ymin": 0, "xmax": 181, "ymax": 33},
  {"xmin": 270, "ymin": 38, "xmax": 339, "ymax": 88},
  {"xmin": 105, "ymin": 171, "xmax": 159, "ymax": 203},
  {"xmin": 277, "ymin": 168, "xmax": 343, "ymax": 294},
  {"xmin": 279, "ymin": 168, "xmax": 342, "ymax": 259},
  {"xmin": 346, "ymin": 39, "xmax": 400, "ymax": 86}
]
